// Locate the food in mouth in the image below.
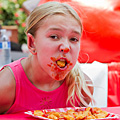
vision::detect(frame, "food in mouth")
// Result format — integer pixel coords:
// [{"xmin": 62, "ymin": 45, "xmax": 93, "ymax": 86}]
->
[{"xmin": 56, "ymin": 59, "xmax": 67, "ymax": 68}]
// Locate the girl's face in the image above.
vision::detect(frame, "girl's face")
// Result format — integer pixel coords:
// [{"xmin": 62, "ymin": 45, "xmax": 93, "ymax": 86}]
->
[{"xmin": 34, "ymin": 14, "xmax": 81, "ymax": 81}]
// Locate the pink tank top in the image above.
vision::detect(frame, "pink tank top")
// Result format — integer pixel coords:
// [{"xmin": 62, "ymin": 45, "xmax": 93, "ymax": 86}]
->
[{"xmin": 1, "ymin": 58, "xmax": 78, "ymax": 114}]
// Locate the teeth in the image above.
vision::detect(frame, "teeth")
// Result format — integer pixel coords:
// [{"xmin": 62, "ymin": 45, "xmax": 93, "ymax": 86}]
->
[
  {"xmin": 56, "ymin": 60, "xmax": 66, "ymax": 68},
  {"xmin": 59, "ymin": 59, "xmax": 65, "ymax": 61}
]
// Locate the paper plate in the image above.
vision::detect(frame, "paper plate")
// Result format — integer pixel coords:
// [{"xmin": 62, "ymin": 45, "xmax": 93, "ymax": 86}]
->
[{"xmin": 24, "ymin": 107, "xmax": 120, "ymax": 120}]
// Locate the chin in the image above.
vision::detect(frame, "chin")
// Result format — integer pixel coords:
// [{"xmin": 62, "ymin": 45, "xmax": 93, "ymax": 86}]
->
[
  {"xmin": 54, "ymin": 77, "xmax": 65, "ymax": 81},
  {"xmin": 52, "ymin": 73, "xmax": 68, "ymax": 81}
]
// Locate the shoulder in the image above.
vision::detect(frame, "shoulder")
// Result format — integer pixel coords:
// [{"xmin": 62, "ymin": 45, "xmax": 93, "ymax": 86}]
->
[{"xmin": 0, "ymin": 67, "xmax": 16, "ymax": 114}]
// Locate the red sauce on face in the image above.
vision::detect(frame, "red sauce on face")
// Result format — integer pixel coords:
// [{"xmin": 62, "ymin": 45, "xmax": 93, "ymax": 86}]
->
[
  {"xmin": 50, "ymin": 57, "xmax": 56, "ymax": 62},
  {"xmin": 47, "ymin": 56, "xmax": 73, "ymax": 80},
  {"xmin": 55, "ymin": 74, "xmax": 60, "ymax": 80},
  {"xmin": 63, "ymin": 48, "xmax": 69, "ymax": 53}
]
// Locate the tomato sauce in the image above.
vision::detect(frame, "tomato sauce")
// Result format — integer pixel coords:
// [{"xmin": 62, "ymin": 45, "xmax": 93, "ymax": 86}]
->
[{"xmin": 47, "ymin": 57, "xmax": 73, "ymax": 80}]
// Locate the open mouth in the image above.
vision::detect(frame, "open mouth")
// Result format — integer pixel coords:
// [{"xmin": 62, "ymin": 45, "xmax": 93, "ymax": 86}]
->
[{"xmin": 56, "ymin": 58, "xmax": 68, "ymax": 68}]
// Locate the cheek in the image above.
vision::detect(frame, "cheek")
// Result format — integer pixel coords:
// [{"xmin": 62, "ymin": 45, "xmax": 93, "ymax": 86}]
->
[
  {"xmin": 36, "ymin": 41, "xmax": 54, "ymax": 56},
  {"xmin": 36, "ymin": 45, "xmax": 52, "ymax": 67},
  {"xmin": 72, "ymin": 45, "xmax": 80, "ymax": 59}
]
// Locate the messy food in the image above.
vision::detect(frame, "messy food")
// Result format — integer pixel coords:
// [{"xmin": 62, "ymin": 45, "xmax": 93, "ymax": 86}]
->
[{"xmin": 34, "ymin": 107, "xmax": 108, "ymax": 120}]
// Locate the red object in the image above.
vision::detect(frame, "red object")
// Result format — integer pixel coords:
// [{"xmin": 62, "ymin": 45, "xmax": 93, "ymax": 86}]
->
[{"xmin": 108, "ymin": 62, "xmax": 120, "ymax": 107}]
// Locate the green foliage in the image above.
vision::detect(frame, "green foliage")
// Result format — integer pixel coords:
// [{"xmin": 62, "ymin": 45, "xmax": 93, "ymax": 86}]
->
[{"xmin": 0, "ymin": 0, "xmax": 27, "ymax": 44}]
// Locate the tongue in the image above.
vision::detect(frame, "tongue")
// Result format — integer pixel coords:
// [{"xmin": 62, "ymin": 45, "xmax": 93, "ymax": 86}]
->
[{"xmin": 56, "ymin": 60, "xmax": 66, "ymax": 68}]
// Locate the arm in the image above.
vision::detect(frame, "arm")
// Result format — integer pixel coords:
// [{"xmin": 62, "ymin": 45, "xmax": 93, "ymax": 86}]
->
[{"xmin": 0, "ymin": 67, "xmax": 15, "ymax": 114}]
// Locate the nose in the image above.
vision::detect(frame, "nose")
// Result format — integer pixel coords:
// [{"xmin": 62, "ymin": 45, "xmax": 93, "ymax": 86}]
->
[{"xmin": 59, "ymin": 41, "xmax": 70, "ymax": 53}]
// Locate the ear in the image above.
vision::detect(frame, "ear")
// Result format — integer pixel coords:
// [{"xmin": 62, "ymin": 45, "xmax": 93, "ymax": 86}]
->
[{"xmin": 27, "ymin": 33, "xmax": 37, "ymax": 55}]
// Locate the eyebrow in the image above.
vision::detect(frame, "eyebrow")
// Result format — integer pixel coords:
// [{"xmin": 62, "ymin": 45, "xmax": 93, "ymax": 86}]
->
[
  {"xmin": 47, "ymin": 28, "xmax": 81, "ymax": 36},
  {"xmin": 72, "ymin": 30, "xmax": 81, "ymax": 36}
]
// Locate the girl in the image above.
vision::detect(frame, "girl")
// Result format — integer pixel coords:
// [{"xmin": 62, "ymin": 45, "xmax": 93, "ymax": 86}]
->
[{"xmin": 0, "ymin": 1, "xmax": 94, "ymax": 114}]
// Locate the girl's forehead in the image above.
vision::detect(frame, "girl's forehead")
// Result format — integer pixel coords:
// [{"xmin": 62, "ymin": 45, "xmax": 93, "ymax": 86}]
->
[
  {"xmin": 41, "ymin": 14, "xmax": 80, "ymax": 26},
  {"xmin": 35, "ymin": 14, "xmax": 81, "ymax": 36},
  {"xmin": 34, "ymin": 14, "xmax": 81, "ymax": 37}
]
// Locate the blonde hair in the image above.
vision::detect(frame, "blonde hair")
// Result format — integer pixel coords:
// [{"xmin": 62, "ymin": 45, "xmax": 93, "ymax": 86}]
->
[
  {"xmin": 66, "ymin": 61, "xmax": 94, "ymax": 106},
  {"xmin": 25, "ymin": 1, "xmax": 94, "ymax": 107},
  {"xmin": 25, "ymin": 1, "xmax": 82, "ymax": 36}
]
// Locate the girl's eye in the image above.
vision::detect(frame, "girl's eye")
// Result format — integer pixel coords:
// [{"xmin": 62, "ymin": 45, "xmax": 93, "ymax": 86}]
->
[
  {"xmin": 70, "ymin": 37, "xmax": 79, "ymax": 42},
  {"xmin": 50, "ymin": 35, "xmax": 58, "ymax": 40}
]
